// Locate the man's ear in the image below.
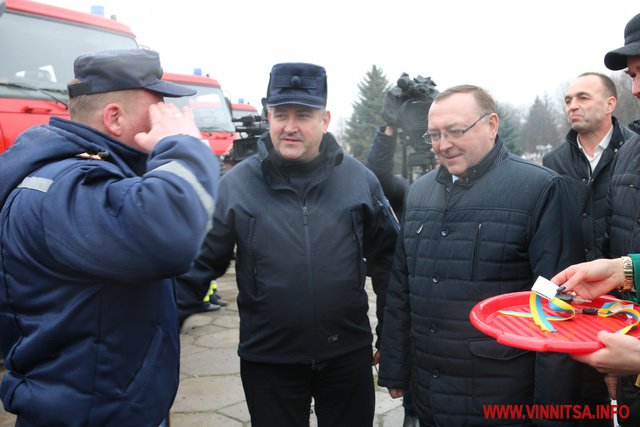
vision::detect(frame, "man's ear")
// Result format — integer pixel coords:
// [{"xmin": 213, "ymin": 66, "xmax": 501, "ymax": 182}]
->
[
  {"xmin": 322, "ymin": 110, "xmax": 331, "ymax": 133},
  {"xmin": 102, "ymin": 103, "xmax": 124, "ymax": 137},
  {"xmin": 488, "ymin": 112, "xmax": 499, "ymax": 138},
  {"xmin": 606, "ymin": 96, "xmax": 617, "ymax": 115}
]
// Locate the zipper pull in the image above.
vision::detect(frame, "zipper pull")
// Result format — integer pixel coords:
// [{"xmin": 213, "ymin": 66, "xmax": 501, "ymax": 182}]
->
[{"xmin": 303, "ymin": 206, "xmax": 309, "ymax": 225}]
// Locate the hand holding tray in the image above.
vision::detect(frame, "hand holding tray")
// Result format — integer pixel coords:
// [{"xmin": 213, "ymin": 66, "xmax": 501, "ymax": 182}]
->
[{"xmin": 470, "ymin": 291, "xmax": 640, "ymax": 354}]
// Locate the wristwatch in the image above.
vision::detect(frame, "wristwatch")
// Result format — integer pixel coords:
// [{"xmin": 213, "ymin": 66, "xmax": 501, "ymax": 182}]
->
[{"xmin": 619, "ymin": 256, "xmax": 634, "ymax": 293}]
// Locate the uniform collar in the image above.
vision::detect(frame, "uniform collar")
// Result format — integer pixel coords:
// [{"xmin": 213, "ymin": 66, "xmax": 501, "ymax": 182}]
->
[{"xmin": 437, "ymin": 137, "xmax": 509, "ymax": 186}]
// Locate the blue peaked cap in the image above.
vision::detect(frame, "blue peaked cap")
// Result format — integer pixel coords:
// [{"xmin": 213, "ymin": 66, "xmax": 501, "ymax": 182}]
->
[
  {"xmin": 266, "ymin": 62, "xmax": 327, "ymax": 109},
  {"xmin": 68, "ymin": 49, "xmax": 195, "ymax": 98}
]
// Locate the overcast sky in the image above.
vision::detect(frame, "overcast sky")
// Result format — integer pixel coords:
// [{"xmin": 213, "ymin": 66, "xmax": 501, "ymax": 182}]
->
[{"xmin": 39, "ymin": 0, "xmax": 640, "ymax": 131}]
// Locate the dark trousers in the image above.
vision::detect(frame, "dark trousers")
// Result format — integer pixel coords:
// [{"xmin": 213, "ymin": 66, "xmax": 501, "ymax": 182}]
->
[{"xmin": 240, "ymin": 347, "xmax": 375, "ymax": 427}]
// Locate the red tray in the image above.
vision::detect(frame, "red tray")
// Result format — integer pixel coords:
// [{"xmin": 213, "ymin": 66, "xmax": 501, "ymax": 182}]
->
[{"xmin": 469, "ymin": 291, "xmax": 640, "ymax": 354}]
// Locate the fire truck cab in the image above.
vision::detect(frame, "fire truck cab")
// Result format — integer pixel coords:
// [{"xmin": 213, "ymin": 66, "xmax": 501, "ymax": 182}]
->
[
  {"xmin": 0, "ymin": 0, "xmax": 138, "ymax": 153},
  {"xmin": 162, "ymin": 72, "xmax": 235, "ymax": 156}
]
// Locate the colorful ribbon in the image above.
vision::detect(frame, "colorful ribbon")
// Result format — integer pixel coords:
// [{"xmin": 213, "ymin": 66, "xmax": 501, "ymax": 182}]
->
[
  {"xmin": 500, "ymin": 293, "xmax": 640, "ymax": 387},
  {"xmin": 499, "ymin": 293, "xmax": 640, "ymax": 334},
  {"xmin": 595, "ymin": 301, "xmax": 640, "ymax": 388},
  {"xmin": 499, "ymin": 292, "xmax": 575, "ymax": 332},
  {"xmin": 597, "ymin": 301, "xmax": 640, "ymax": 335}
]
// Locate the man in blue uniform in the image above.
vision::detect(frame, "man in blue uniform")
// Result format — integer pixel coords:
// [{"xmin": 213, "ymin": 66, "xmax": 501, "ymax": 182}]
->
[{"xmin": 0, "ymin": 49, "xmax": 218, "ymax": 426}]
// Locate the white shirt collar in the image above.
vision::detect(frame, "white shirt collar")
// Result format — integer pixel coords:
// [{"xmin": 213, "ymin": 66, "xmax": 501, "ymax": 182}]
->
[{"xmin": 577, "ymin": 126, "xmax": 613, "ymax": 172}]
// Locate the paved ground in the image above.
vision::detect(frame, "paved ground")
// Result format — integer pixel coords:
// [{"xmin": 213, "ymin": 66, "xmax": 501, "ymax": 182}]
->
[{"xmin": 0, "ymin": 262, "xmax": 404, "ymax": 426}]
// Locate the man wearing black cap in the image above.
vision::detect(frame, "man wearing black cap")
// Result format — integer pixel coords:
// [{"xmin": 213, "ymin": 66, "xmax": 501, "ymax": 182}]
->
[
  {"xmin": 563, "ymin": 12, "xmax": 640, "ymax": 427},
  {"xmin": 175, "ymin": 62, "xmax": 398, "ymax": 426},
  {"xmin": 542, "ymin": 71, "xmax": 632, "ymax": 427},
  {"xmin": 604, "ymin": 12, "xmax": 640, "ymax": 134},
  {"xmin": 0, "ymin": 49, "xmax": 218, "ymax": 426}
]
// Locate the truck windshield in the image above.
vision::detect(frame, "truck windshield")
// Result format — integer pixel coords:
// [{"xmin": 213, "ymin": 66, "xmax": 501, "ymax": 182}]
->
[
  {"xmin": 0, "ymin": 10, "xmax": 137, "ymax": 100},
  {"xmin": 165, "ymin": 83, "xmax": 235, "ymax": 133}
]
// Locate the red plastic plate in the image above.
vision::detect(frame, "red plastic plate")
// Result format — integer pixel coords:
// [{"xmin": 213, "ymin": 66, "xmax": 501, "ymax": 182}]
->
[{"xmin": 469, "ymin": 291, "xmax": 640, "ymax": 354}]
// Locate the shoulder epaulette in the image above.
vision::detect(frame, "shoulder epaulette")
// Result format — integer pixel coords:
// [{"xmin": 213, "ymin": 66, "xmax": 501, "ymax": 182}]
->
[{"xmin": 75, "ymin": 151, "xmax": 110, "ymax": 160}]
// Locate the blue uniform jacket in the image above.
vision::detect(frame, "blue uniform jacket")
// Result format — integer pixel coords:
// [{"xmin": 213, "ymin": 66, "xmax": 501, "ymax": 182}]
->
[{"xmin": 0, "ymin": 117, "xmax": 218, "ymax": 426}]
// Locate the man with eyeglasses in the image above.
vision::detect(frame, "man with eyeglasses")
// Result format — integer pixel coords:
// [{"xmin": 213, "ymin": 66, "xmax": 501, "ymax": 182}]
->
[{"xmin": 378, "ymin": 85, "xmax": 583, "ymax": 426}]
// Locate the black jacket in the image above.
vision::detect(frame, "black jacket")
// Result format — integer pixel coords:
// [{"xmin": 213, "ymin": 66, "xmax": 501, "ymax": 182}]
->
[
  {"xmin": 543, "ymin": 117, "xmax": 634, "ymax": 260},
  {"xmin": 177, "ymin": 132, "xmax": 398, "ymax": 363},
  {"xmin": 605, "ymin": 131, "xmax": 640, "ymax": 258},
  {"xmin": 366, "ymin": 126, "xmax": 408, "ymax": 216},
  {"xmin": 604, "ymin": 131, "xmax": 640, "ymax": 427},
  {"xmin": 379, "ymin": 139, "xmax": 583, "ymax": 426}
]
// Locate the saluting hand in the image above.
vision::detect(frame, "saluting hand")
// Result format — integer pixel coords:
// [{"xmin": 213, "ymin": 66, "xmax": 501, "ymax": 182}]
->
[{"xmin": 134, "ymin": 102, "xmax": 202, "ymax": 152}]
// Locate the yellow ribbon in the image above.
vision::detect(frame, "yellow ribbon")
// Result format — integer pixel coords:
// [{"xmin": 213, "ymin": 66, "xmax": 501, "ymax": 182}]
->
[
  {"xmin": 499, "ymin": 292, "xmax": 575, "ymax": 332},
  {"xmin": 499, "ymin": 293, "xmax": 640, "ymax": 334},
  {"xmin": 500, "ymin": 294, "xmax": 640, "ymax": 387},
  {"xmin": 597, "ymin": 301, "xmax": 640, "ymax": 335}
]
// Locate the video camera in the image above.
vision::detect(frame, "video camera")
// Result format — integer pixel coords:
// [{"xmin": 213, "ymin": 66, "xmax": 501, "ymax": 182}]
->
[
  {"xmin": 382, "ymin": 73, "xmax": 438, "ymax": 180},
  {"xmin": 226, "ymin": 98, "xmax": 269, "ymax": 165}
]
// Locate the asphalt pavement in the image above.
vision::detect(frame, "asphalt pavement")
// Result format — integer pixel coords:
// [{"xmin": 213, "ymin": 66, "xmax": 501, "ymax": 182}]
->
[{"xmin": 0, "ymin": 262, "xmax": 404, "ymax": 426}]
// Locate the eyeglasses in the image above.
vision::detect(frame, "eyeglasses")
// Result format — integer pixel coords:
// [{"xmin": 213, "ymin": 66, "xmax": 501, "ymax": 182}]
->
[{"xmin": 422, "ymin": 113, "xmax": 490, "ymax": 144}]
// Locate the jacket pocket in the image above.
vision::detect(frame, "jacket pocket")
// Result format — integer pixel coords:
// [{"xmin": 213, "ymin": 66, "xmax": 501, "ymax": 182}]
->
[
  {"xmin": 611, "ymin": 173, "xmax": 640, "ymax": 253},
  {"xmin": 468, "ymin": 338, "xmax": 535, "ymax": 407},
  {"xmin": 469, "ymin": 338, "xmax": 529, "ymax": 361},
  {"xmin": 122, "ymin": 325, "xmax": 163, "ymax": 396},
  {"xmin": 0, "ymin": 369, "xmax": 24, "ymax": 413},
  {"xmin": 470, "ymin": 223, "xmax": 482, "ymax": 280},
  {"xmin": 616, "ymin": 169, "xmax": 640, "ymax": 188},
  {"xmin": 247, "ymin": 216, "xmax": 258, "ymax": 294},
  {"xmin": 350, "ymin": 209, "xmax": 365, "ymax": 284}
]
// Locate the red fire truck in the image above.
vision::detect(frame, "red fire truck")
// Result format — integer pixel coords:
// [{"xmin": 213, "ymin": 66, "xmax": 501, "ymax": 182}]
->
[
  {"xmin": 0, "ymin": 0, "xmax": 138, "ymax": 153},
  {"xmin": 162, "ymin": 72, "xmax": 236, "ymax": 156}
]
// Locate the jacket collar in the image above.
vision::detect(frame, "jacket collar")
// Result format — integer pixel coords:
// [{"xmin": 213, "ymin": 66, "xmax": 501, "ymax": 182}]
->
[
  {"xmin": 257, "ymin": 132, "xmax": 344, "ymax": 189},
  {"xmin": 51, "ymin": 117, "xmax": 148, "ymax": 176},
  {"xmin": 436, "ymin": 137, "xmax": 509, "ymax": 186},
  {"xmin": 0, "ymin": 118, "xmax": 148, "ymax": 208},
  {"xmin": 565, "ymin": 116, "xmax": 626, "ymax": 152}
]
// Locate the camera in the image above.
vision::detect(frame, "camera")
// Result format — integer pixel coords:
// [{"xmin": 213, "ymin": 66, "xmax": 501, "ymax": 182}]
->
[
  {"xmin": 224, "ymin": 98, "xmax": 269, "ymax": 165},
  {"xmin": 230, "ymin": 114, "xmax": 268, "ymax": 162},
  {"xmin": 382, "ymin": 73, "xmax": 439, "ymax": 180},
  {"xmin": 382, "ymin": 73, "xmax": 438, "ymax": 139}
]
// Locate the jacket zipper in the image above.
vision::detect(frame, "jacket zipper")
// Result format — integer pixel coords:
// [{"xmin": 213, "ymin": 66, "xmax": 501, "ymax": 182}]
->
[
  {"xmin": 411, "ymin": 223, "xmax": 424, "ymax": 273},
  {"xmin": 376, "ymin": 198, "xmax": 400, "ymax": 232},
  {"xmin": 302, "ymin": 201, "xmax": 317, "ymax": 368}
]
